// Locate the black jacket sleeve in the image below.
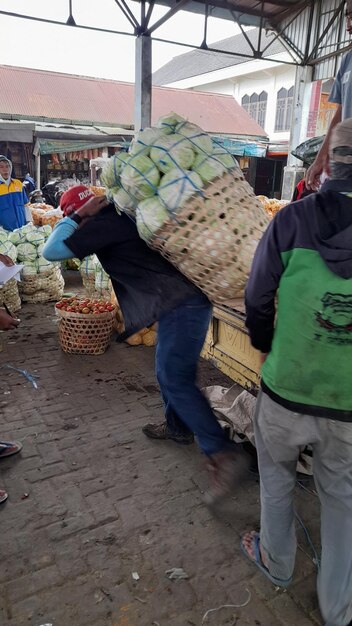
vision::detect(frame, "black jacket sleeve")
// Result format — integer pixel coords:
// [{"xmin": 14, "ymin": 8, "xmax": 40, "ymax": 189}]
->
[{"xmin": 245, "ymin": 215, "xmax": 285, "ymax": 353}]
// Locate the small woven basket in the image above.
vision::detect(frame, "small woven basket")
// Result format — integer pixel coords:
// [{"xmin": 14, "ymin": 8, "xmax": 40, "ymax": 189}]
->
[
  {"xmin": 57, "ymin": 308, "xmax": 115, "ymax": 355},
  {"xmin": 148, "ymin": 171, "xmax": 270, "ymax": 303}
]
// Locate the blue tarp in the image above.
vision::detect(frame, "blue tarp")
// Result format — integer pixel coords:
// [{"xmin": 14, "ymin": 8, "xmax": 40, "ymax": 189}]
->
[{"xmin": 213, "ymin": 136, "xmax": 267, "ymax": 158}]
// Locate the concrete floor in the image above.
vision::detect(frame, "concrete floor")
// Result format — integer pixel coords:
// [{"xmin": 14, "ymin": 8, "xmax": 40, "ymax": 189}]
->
[{"xmin": 0, "ymin": 276, "xmax": 322, "ymax": 626}]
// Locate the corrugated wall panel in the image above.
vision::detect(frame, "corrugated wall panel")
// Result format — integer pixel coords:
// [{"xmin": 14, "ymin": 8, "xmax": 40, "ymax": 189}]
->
[{"xmin": 277, "ymin": 0, "xmax": 347, "ymax": 79}]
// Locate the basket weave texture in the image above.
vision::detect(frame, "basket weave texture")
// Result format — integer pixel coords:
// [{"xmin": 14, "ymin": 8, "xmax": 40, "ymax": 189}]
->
[
  {"xmin": 20, "ymin": 267, "xmax": 64, "ymax": 303},
  {"xmin": 0, "ymin": 279, "xmax": 21, "ymax": 312},
  {"xmin": 57, "ymin": 308, "xmax": 115, "ymax": 355},
  {"xmin": 148, "ymin": 171, "xmax": 270, "ymax": 303}
]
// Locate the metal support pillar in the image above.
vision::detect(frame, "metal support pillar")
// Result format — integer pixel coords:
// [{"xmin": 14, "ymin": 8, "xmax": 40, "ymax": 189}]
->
[
  {"xmin": 287, "ymin": 64, "xmax": 313, "ymax": 166},
  {"xmin": 135, "ymin": 34, "xmax": 152, "ymax": 132},
  {"xmin": 35, "ymin": 153, "xmax": 41, "ymax": 189}
]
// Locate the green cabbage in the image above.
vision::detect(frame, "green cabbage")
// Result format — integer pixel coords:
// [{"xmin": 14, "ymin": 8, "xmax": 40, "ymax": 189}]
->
[
  {"xmin": 101, "ymin": 152, "xmax": 130, "ymax": 189},
  {"xmin": 0, "ymin": 229, "xmax": 8, "ymax": 244},
  {"xmin": 38, "ymin": 225, "xmax": 53, "ymax": 238},
  {"xmin": 150, "ymin": 134, "xmax": 196, "ymax": 173},
  {"xmin": 0, "ymin": 241, "xmax": 17, "ymax": 262},
  {"xmin": 37, "ymin": 257, "xmax": 53, "ymax": 273},
  {"xmin": 22, "ymin": 261, "xmax": 38, "ymax": 276},
  {"xmin": 26, "ymin": 230, "xmax": 46, "ymax": 247},
  {"xmin": 192, "ymin": 153, "xmax": 226, "ymax": 183},
  {"xmin": 212, "ymin": 145, "xmax": 240, "ymax": 170},
  {"xmin": 156, "ymin": 112, "xmax": 186, "ymax": 135},
  {"xmin": 8, "ymin": 229, "xmax": 24, "ymax": 245},
  {"xmin": 175, "ymin": 121, "xmax": 213, "ymax": 155},
  {"xmin": 37, "ymin": 243, "xmax": 45, "ymax": 257},
  {"xmin": 136, "ymin": 197, "xmax": 170, "ymax": 241},
  {"xmin": 120, "ymin": 155, "xmax": 160, "ymax": 201},
  {"xmin": 16, "ymin": 242, "xmax": 37, "ymax": 262},
  {"xmin": 80, "ymin": 255, "xmax": 98, "ymax": 276},
  {"xmin": 112, "ymin": 188, "xmax": 137, "ymax": 216},
  {"xmin": 158, "ymin": 169, "xmax": 203, "ymax": 212},
  {"xmin": 129, "ymin": 127, "xmax": 167, "ymax": 156}
]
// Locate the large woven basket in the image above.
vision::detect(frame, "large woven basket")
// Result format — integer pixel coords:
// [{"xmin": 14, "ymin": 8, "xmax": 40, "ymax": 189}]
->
[
  {"xmin": 57, "ymin": 308, "xmax": 115, "ymax": 355},
  {"xmin": 148, "ymin": 171, "xmax": 270, "ymax": 303}
]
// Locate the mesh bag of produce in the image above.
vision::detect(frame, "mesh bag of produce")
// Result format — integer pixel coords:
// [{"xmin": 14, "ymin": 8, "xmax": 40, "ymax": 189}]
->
[{"xmin": 102, "ymin": 114, "xmax": 269, "ymax": 303}]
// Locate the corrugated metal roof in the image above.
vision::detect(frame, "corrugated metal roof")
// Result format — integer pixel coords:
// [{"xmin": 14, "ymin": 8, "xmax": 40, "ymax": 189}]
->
[
  {"xmin": 153, "ymin": 28, "xmax": 286, "ymax": 86},
  {"xmin": 0, "ymin": 64, "xmax": 267, "ymax": 137}
]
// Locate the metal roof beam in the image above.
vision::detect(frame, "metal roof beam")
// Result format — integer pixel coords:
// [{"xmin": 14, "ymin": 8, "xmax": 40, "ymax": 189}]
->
[
  {"xmin": 306, "ymin": 0, "xmax": 344, "ymax": 63},
  {"xmin": 113, "ymin": 0, "xmax": 139, "ymax": 28},
  {"xmin": 147, "ymin": 0, "xmax": 192, "ymax": 34}
]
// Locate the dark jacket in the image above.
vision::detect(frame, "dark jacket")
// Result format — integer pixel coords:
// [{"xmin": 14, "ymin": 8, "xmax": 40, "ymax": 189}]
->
[{"xmin": 65, "ymin": 205, "xmax": 207, "ymax": 338}]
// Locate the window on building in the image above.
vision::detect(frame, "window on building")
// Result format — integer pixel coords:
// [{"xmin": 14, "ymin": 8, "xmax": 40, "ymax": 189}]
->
[
  {"xmin": 242, "ymin": 92, "xmax": 267, "ymax": 129},
  {"xmin": 241, "ymin": 94, "xmax": 250, "ymax": 114},
  {"xmin": 275, "ymin": 86, "xmax": 294, "ymax": 132}
]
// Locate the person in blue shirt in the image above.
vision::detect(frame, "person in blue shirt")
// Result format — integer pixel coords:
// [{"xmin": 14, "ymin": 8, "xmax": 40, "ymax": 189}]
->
[{"xmin": 0, "ymin": 156, "xmax": 29, "ymax": 231}]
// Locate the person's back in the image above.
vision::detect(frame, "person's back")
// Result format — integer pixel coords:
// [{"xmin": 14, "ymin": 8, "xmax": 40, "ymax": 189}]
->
[
  {"xmin": 244, "ymin": 118, "xmax": 352, "ymax": 626},
  {"xmin": 249, "ymin": 186, "xmax": 352, "ymax": 417}
]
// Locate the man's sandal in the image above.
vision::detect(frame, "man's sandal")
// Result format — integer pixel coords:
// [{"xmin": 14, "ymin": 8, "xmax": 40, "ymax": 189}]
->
[
  {"xmin": 0, "ymin": 489, "xmax": 8, "ymax": 503},
  {"xmin": 0, "ymin": 441, "xmax": 22, "ymax": 458},
  {"xmin": 240, "ymin": 531, "xmax": 292, "ymax": 588}
]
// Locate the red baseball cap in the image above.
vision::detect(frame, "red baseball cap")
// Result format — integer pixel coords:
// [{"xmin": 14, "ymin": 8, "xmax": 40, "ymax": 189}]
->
[{"xmin": 60, "ymin": 185, "xmax": 95, "ymax": 216}]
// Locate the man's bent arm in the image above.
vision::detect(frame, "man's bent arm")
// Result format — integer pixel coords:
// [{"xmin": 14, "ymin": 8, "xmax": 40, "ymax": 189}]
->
[{"xmin": 42, "ymin": 217, "xmax": 78, "ymax": 261}]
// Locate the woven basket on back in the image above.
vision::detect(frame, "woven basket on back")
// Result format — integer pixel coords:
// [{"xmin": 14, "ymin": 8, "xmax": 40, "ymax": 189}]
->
[
  {"xmin": 57, "ymin": 308, "xmax": 115, "ymax": 355},
  {"xmin": 147, "ymin": 171, "xmax": 270, "ymax": 303}
]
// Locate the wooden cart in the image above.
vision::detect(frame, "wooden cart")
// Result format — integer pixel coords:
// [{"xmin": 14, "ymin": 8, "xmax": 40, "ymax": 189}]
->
[{"xmin": 202, "ymin": 299, "xmax": 261, "ymax": 392}]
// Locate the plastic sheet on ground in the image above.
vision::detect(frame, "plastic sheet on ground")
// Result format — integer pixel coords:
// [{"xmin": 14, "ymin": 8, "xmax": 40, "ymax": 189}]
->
[{"xmin": 203, "ymin": 385, "xmax": 313, "ymax": 475}]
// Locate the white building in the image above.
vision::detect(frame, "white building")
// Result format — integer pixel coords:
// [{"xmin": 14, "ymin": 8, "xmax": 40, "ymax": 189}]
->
[{"xmin": 153, "ymin": 28, "xmax": 296, "ymax": 148}]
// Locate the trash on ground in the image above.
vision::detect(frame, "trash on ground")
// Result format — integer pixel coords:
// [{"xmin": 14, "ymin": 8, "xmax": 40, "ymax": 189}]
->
[
  {"xmin": 2, "ymin": 363, "xmax": 39, "ymax": 389},
  {"xmin": 201, "ymin": 589, "xmax": 251, "ymax": 624},
  {"xmin": 165, "ymin": 567, "xmax": 189, "ymax": 580},
  {"xmin": 132, "ymin": 571, "xmax": 140, "ymax": 580}
]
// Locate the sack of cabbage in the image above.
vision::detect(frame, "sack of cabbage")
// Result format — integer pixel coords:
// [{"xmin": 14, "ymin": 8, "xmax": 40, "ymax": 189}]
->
[{"xmin": 101, "ymin": 112, "xmax": 269, "ymax": 303}]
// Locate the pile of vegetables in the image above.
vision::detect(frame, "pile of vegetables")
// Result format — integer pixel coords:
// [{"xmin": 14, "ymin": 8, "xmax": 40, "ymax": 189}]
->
[
  {"xmin": 29, "ymin": 204, "xmax": 63, "ymax": 228},
  {"xmin": 0, "ymin": 224, "xmax": 65, "ymax": 303},
  {"xmin": 257, "ymin": 195, "xmax": 289, "ymax": 217},
  {"xmin": 56, "ymin": 296, "xmax": 116, "ymax": 355},
  {"xmin": 110, "ymin": 291, "xmax": 157, "ymax": 347},
  {"xmin": 55, "ymin": 297, "xmax": 115, "ymax": 314},
  {"xmin": 101, "ymin": 112, "xmax": 241, "ymax": 242},
  {"xmin": 80, "ymin": 255, "xmax": 112, "ymax": 300}
]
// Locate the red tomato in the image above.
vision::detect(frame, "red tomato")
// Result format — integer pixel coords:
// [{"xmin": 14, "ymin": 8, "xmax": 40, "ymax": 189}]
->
[{"xmin": 81, "ymin": 307, "xmax": 90, "ymax": 314}]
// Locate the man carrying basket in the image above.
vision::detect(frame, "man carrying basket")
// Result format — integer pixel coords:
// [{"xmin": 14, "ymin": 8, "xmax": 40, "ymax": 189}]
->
[{"xmin": 43, "ymin": 185, "xmax": 248, "ymax": 505}]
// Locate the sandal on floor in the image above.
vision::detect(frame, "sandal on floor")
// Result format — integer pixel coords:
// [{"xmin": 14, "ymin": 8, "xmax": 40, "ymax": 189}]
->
[
  {"xmin": 0, "ymin": 440, "xmax": 22, "ymax": 458},
  {"xmin": 0, "ymin": 489, "xmax": 8, "ymax": 503},
  {"xmin": 240, "ymin": 531, "xmax": 292, "ymax": 588}
]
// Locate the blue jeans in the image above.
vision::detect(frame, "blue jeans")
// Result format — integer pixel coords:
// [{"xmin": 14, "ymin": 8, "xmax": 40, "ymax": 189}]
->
[{"xmin": 156, "ymin": 294, "xmax": 229, "ymax": 456}]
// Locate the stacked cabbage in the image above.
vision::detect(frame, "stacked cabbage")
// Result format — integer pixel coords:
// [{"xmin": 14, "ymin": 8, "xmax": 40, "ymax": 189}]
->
[
  {"xmin": 101, "ymin": 112, "xmax": 241, "ymax": 242},
  {"xmin": 0, "ymin": 224, "xmax": 64, "ymax": 303},
  {"xmin": 80, "ymin": 255, "xmax": 112, "ymax": 300}
]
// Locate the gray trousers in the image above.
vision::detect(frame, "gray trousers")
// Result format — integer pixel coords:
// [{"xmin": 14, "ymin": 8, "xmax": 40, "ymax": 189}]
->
[{"xmin": 255, "ymin": 392, "xmax": 352, "ymax": 626}]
